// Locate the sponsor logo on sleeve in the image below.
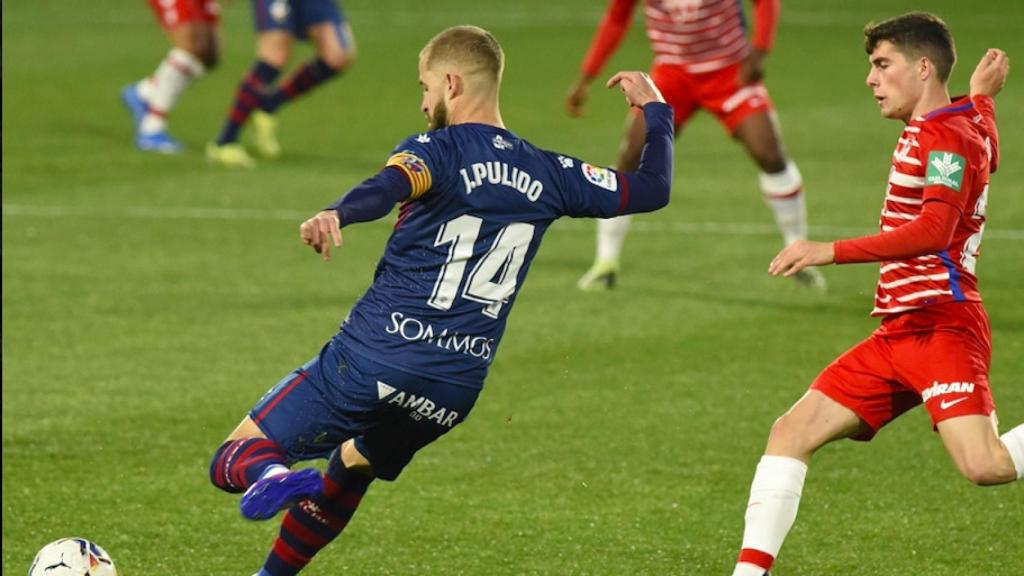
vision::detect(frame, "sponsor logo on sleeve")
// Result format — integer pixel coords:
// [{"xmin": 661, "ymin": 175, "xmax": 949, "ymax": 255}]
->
[
  {"xmin": 581, "ymin": 163, "xmax": 618, "ymax": 192},
  {"xmin": 926, "ymin": 151, "xmax": 965, "ymax": 191}
]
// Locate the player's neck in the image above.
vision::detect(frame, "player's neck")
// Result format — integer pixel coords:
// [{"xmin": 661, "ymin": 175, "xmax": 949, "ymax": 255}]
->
[
  {"xmin": 908, "ymin": 84, "xmax": 951, "ymax": 122},
  {"xmin": 449, "ymin": 97, "xmax": 506, "ymax": 129}
]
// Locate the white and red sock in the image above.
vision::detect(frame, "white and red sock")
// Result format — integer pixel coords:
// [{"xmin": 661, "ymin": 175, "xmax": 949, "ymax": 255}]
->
[
  {"xmin": 760, "ymin": 161, "xmax": 807, "ymax": 246},
  {"xmin": 732, "ymin": 455, "xmax": 808, "ymax": 576},
  {"xmin": 136, "ymin": 48, "xmax": 205, "ymax": 135}
]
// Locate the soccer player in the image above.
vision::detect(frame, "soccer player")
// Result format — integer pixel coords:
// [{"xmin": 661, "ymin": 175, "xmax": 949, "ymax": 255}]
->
[
  {"xmin": 208, "ymin": 26, "xmax": 674, "ymax": 576},
  {"xmin": 729, "ymin": 14, "xmax": 1021, "ymax": 576},
  {"xmin": 570, "ymin": 0, "xmax": 825, "ymax": 291},
  {"xmin": 121, "ymin": 0, "xmax": 221, "ymax": 153},
  {"xmin": 206, "ymin": 0, "xmax": 356, "ymax": 168}
]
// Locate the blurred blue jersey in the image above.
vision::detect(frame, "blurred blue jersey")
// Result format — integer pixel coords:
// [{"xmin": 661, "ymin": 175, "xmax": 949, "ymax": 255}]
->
[{"xmin": 334, "ymin": 113, "xmax": 667, "ymax": 389}]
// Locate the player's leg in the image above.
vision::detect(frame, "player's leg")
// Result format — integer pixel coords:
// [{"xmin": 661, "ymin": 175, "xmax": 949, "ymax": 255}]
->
[
  {"xmin": 256, "ymin": 360, "xmax": 479, "ymax": 576},
  {"xmin": 732, "ymin": 333, "xmax": 912, "ymax": 576},
  {"xmin": 897, "ymin": 310, "xmax": 1024, "ymax": 485},
  {"xmin": 208, "ymin": 0, "xmax": 294, "ymax": 167},
  {"xmin": 577, "ymin": 112, "xmax": 645, "ymax": 291},
  {"xmin": 938, "ymin": 415, "xmax": 1023, "ymax": 485},
  {"xmin": 731, "ymin": 390, "xmax": 865, "ymax": 576},
  {"xmin": 256, "ymin": 439, "xmax": 374, "ymax": 576},
  {"xmin": 125, "ymin": 1, "xmax": 219, "ymax": 153},
  {"xmin": 252, "ymin": 3, "xmax": 356, "ymax": 159}
]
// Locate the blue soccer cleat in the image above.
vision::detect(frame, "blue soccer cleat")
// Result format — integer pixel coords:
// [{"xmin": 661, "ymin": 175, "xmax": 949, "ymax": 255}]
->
[
  {"xmin": 240, "ymin": 468, "xmax": 323, "ymax": 521},
  {"xmin": 120, "ymin": 84, "xmax": 148, "ymax": 128},
  {"xmin": 136, "ymin": 131, "xmax": 184, "ymax": 154}
]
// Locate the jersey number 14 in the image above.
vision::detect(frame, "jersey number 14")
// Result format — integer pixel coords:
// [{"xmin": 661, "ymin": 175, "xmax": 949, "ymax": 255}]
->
[{"xmin": 428, "ymin": 215, "xmax": 535, "ymax": 319}]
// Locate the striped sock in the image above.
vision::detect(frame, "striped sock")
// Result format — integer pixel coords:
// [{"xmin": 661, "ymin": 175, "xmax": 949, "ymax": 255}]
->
[
  {"xmin": 216, "ymin": 61, "xmax": 280, "ymax": 145},
  {"xmin": 262, "ymin": 58, "xmax": 339, "ymax": 114},
  {"xmin": 209, "ymin": 437, "xmax": 288, "ymax": 494},
  {"xmin": 260, "ymin": 449, "xmax": 373, "ymax": 576},
  {"xmin": 138, "ymin": 48, "xmax": 206, "ymax": 135}
]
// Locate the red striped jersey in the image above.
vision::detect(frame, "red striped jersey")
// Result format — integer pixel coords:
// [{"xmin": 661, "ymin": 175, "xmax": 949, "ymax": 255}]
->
[
  {"xmin": 871, "ymin": 96, "xmax": 998, "ymax": 316},
  {"xmin": 581, "ymin": 0, "xmax": 778, "ymax": 77}
]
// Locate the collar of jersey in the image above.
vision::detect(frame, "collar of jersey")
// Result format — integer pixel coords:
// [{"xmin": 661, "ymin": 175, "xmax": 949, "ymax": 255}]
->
[{"xmin": 916, "ymin": 95, "xmax": 974, "ymax": 123}]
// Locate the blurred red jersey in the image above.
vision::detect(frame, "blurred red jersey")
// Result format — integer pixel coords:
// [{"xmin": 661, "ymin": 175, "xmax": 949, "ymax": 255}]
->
[
  {"xmin": 869, "ymin": 95, "xmax": 999, "ymax": 316},
  {"xmin": 582, "ymin": 0, "xmax": 779, "ymax": 76}
]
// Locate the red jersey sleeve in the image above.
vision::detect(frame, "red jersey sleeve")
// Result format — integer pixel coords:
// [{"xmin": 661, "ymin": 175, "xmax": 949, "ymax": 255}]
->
[
  {"xmin": 971, "ymin": 94, "xmax": 1000, "ymax": 173},
  {"xmin": 832, "ymin": 201, "xmax": 960, "ymax": 264},
  {"xmin": 581, "ymin": 0, "xmax": 638, "ymax": 77},
  {"xmin": 750, "ymin": 0, "xmax": 781, "ymax": 52},
  {"xmin": 918, "ymin": 120, "xmax": 975, "ymax": 213}
]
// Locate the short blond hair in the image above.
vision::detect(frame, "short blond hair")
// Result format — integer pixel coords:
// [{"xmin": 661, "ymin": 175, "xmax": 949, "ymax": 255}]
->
[{"xmin": 421, "ymin": 25, "xmax": 504, "ymax": 85}]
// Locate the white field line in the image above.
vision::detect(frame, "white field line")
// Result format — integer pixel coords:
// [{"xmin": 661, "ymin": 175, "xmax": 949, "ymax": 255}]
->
[{"xmin": 4, "ymin": 204, "xmax": 1024, "ymax": 241}]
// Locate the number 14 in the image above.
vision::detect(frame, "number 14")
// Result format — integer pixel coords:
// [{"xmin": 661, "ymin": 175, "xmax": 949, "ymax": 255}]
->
[{"xmin": 427, "ymin": 215, "xmax": 535, "ymax": 318}]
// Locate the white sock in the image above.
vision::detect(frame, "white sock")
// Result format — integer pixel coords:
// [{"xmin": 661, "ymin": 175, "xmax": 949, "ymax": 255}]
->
[
  {"xmin": 760, "ymin": 161, "xmax": 807, "ymax": 246},
  {"xmin": 732, "ymin": 455, "xmax": 808, "ymax": 576},
  {"xmin": 259, "ymin": 464, "xmax": 289, "ymax": 481},
  {"xmin": 137, "ymin": 48, "xmax": 205, "ymax": 135},
  {"xmin": 1000, "ymin": 423, "xmax": 1024, "ymax": 481},
  {"xmin": 595, "ymin": 215, "xmax": 631, "ymax": 263}
]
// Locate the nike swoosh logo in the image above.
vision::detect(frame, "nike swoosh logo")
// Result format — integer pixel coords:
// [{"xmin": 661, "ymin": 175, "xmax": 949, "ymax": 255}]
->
[{"xmin": 940, "ymin": 397, "xmax": 969, "ymax": 410}]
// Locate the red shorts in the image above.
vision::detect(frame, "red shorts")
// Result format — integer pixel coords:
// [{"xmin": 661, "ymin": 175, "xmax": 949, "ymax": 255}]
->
[
  {"xmin": 812, "ymin": 301, "xmax": 994, "ymax": 440},
  {"xmin": 149, "ymin": 0, "xmax": 220, "ymax": 28},
  {"xmin": 649, "ymin": 62, "xmax": 773, "ymax": 133}
]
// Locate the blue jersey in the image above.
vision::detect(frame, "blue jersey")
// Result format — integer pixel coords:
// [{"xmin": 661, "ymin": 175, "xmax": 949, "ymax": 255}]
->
[{"xmin": 334, "ymin": 115, "xmax": 666, "ymax": 389}]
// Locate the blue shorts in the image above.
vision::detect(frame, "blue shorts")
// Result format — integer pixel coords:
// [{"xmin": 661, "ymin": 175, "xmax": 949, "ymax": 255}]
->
[
  {"xmin": 251, "ymin": 0, "xmax": 350, "ymax": 43},
  {"xmin": 249, "ymin": 339, "xmax": 480, "ymax": 481}
]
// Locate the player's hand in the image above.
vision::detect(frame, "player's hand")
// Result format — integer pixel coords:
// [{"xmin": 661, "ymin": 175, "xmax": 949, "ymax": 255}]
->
[
  {"xmin": 607, "ymin": 71, "xmax": 665, "ymax": 109},
  {"xmin": 566, "ymin": 76, "xmax": 593, "ymax": 117},
  {"xmin": 300, "ymin": 210, "xmax": 343, "ymax": 261},
  {"xmin": 969, "ymin": 49, "xmax": 1010, "ymax": 98},
  {"xmin": 768, "ymin": 240, "xmax": 834, "ymax": 277},
  {"xmin": 738, "ymin": 48, "xmax": 768, "ymax": 85}
]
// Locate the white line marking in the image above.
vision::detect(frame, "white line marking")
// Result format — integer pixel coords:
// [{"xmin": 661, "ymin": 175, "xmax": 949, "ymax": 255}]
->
[{"xmin": 4, "ymin": 204, "xmax": 1024, "ymax": 241}]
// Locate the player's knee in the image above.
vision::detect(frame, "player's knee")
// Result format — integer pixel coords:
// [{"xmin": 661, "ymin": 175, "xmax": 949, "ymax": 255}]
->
[
  {"xmin": 755, "ymin": 151, "xmax": 788, "ymax": 175},
  {"xmin": 766, "ymin": 413, "xmax": 813, "ymax": 457},
  {"xmin": 958, "ymin": 454, "xmax": 1013, "ymax": 486},
  {"xmin": 209, "ymin": 440, "xmax": 242, "ymax": 493},
  {"xmin": 322, "ymin": 49, "xmax": 354, "ymax": 72}
]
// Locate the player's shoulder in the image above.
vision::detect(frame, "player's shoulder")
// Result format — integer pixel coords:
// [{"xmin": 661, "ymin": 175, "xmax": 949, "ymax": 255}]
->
[
  {"xmin": 392, "ymin": 129, "xmax": 453, "ymax": 154},
  {"xmin": 917, "ymin": 98, "xmax": 985, "ymax": 149}
]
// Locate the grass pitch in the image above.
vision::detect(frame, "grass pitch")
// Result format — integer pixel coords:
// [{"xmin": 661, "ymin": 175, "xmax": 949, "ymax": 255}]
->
[{"xmin": 3, "ymin": 1, "xmax": 1022, "ymax": 574}]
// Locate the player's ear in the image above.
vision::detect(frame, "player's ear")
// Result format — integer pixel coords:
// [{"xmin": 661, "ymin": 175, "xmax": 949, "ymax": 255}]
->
[
  {"xmin": 445, "ymin": 72, "xmax": 464, "ymax": 100},
  {"xmin": 918, "ymin": 57, "xmax": 932, "ymax": 81}
]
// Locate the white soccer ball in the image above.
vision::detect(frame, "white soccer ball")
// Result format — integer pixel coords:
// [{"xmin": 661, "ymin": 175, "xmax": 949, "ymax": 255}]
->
[{"xmin": 28, "ymin": 538, "xmax": 117, "ymax": 576}]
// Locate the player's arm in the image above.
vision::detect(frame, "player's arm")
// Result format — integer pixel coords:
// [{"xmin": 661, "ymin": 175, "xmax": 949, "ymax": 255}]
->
[
  {"xmin": 768, "ymin": 202, "xmax": 961, "ymax": 276},
  {"xmin": 739, "ymin": 0, "xmax": 780, "ymax": 85},
  {"xmin": 300, "ymin": 167, "xmax": 414, "ymax": 261},
  {"xmin": 611, "ymin": 71, "xmax": 674, "ymax": 214},
  {"xmin": 567, "ymin": 0, "xmax": 638, "ymax": 117},
  {"xmin": 969, "ymin": 48, "xmax": 1008, "ymax": 172}
]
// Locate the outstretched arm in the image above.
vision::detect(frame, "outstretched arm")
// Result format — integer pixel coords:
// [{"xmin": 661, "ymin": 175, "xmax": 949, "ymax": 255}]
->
[
  {"xmin": 608, "ymin": 71, "xmax": 674, "ymax": 214},
  {"xmin": 300, "ymin": 167, "xmax": 412, "ymax": 261}
]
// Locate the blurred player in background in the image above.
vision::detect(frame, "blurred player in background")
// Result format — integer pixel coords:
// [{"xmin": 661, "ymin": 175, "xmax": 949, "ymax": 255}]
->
[
  {"xmin": 569, "ymin": 0, "xmax": 825, "ymax": 291},
  {"xmin": 206, "ymin": 0, "xmax": 356, "ymax": 168},
  {"xmin": 208, "ymin": 26, "xmax": 674, "ymax": 576},
  {"xmin": 121, "ymin": 0, "xmax": 221, "ymax": 154},
  {"xmin": 730, "ymin": 14, "xmax": 1021, "ymax": 576}
]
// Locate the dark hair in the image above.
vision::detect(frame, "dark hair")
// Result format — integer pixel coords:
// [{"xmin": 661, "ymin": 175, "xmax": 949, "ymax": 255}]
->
[{"xmin": 864, "ymin": 12, "xmax": 956, "ymax": 82}]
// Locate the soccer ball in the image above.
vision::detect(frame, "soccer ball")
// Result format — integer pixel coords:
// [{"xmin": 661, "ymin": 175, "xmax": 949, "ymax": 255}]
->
[{"xmin": 28, "ymin": 538, "xmax": 117, "ymax": 576}]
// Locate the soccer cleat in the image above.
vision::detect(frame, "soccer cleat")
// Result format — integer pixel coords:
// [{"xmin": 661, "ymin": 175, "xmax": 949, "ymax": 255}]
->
[
  {"xmin": 240, "ymin": 467, "xmax": 323, "ymax": 521},
  {"xmin": 794, "ymin": 267, "xmax": 827, "ymax": 292},
  {"xmin": 206, "ymin": 142, "xmax": 256, "ymax": 168},
  {"xmin": 136, "ymin": 131, "xmax": 184, "ymax": 154},
  {"xmin": 577, "ymin": 259, "xmax": 619, "ymax": 291},
  {"xmin": 120, "ymin": 84, "xmax": 148, "ymax": 128},
  {"xmin": 250, "ymin": 111, "xmax": 281, "ymax": 159}
]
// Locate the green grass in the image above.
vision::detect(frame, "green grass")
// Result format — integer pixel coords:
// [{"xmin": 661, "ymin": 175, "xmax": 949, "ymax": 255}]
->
[{"xmin": 3, "ymin": 0, "xmax": 1022, "ymax": 574}]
